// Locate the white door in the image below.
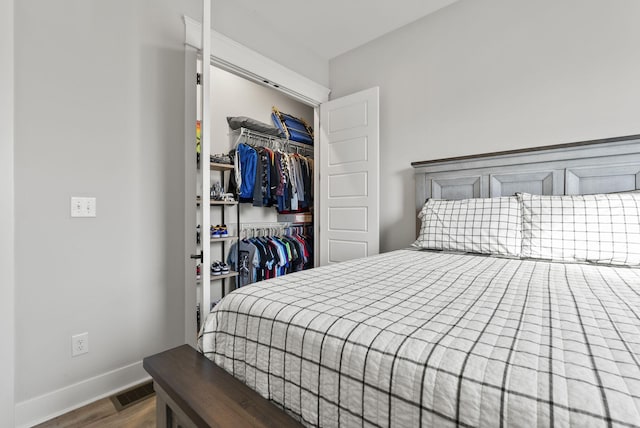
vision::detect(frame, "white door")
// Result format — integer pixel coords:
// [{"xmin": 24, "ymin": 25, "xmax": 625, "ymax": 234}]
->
[{"xmin": 319, "ymin": 87, "xmax": 379, "ymax": 265}]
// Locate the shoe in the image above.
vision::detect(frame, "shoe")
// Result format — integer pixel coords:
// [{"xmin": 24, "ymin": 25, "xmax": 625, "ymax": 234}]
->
[
  {"xmin": 211, "ymin": 262, "xmax": 222, "ymax": 276},
  {"xmin": 211, "ymin": 225, "xmax": 221, "ymax": 238},
  {"xmin": 219, "ymin": 224, "xmax": 229, "ymax": 237},
  {"xmin": 210, "ymin": 182, "xmax": 224, "ymax": 200},
  {"xmin": 220, "ymin": 262, "xmax": 230, "ymax": 275}
]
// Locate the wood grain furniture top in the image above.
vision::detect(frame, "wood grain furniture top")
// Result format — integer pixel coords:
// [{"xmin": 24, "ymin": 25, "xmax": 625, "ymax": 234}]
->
[{"xmin": 143, "ymin": 344, "xmax": 302, "ymax": 428}]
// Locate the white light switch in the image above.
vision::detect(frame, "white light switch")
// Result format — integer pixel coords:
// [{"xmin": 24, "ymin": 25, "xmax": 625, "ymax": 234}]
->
[{"xmin": 71, "ymin": 197, "xmax": 97, "ymax": 218}]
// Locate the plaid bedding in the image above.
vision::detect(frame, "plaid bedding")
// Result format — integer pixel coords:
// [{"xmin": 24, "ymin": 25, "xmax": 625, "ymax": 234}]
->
[{"xmin": 199, "ymin": 249, "xmax": 640, "ymax": 427}]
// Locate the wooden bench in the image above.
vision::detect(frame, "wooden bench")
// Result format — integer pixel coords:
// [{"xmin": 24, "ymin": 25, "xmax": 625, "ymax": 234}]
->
[{"xmin": 143, "ymin": 345, "xmax": 302, "ymax": 428}]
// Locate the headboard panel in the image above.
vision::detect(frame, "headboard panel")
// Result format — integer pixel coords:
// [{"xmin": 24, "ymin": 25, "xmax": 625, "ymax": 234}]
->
[{"xmin": 412, "ymin": 134, "xmax": 640, "ymax": 210}]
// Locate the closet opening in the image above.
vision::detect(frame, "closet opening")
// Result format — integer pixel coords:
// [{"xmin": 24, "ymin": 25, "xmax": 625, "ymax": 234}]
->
[
  {"xmin": 194, "ymin": 60, "xmax": 317, "ymax": 310},
  {"xmin": 184, "ymin": 21, "xmax": 378, "ymax": 344}
]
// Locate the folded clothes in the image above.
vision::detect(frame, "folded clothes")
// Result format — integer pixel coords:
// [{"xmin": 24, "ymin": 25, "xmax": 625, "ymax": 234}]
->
[
  {"xmin": 226, "ymin": 116, "xmax": 284, "ymax": 137},
  {"xmin": 210, "ymin": 153, "xmax": 232, "ymax": 164}
]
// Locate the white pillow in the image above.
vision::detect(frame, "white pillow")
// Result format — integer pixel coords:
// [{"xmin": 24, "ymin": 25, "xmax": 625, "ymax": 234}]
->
[
  {"xmin": 413, "ymin": 196, "xmax": 522, "ymax": 257},
  {"xmin": 518, "ymin": 192, "xmax": 640, "ymax": 266}
]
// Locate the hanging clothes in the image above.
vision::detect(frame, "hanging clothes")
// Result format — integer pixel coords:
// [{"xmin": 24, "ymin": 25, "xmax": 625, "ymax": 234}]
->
[
  {"xmin": 227, "ymin": 228, "xmax": 314, "ymax": 288},
  {"xmin": 233, "ymin": 139, "xmax": 313, "ymax": 212}
]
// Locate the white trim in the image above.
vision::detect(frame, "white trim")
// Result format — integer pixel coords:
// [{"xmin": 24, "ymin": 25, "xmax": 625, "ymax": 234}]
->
[
  {"xmin": 183, "ymin": 16, "xmax": 330, "ymax": 106},
  {"xmin": 200, "ymin": 0, "xmax": 212, "ymax": 326},
  {"xmin": 184, "ymin": 46, "xmax": 198, "ymax": 347},
  {"xmin": 0, "ymin": 0, "xmax": 14, "ymax": 424},
  {"xmin": 15, "ymin": 361, "xmax": 150, "ymax": 428}
]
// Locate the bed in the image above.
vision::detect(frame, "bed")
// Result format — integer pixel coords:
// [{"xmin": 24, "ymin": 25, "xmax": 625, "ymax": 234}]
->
[
  {"xmin": 170, "ymin": 134, "xmax": 640, "ymax": 428},
  {"xmin": 200, "ymin": 248, "xmax": 640, "ymax": 427}
]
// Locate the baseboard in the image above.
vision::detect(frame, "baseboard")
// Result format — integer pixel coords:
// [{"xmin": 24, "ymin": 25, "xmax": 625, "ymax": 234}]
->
[{"xmin": 15, "ymin": 360, "xmax": 150, "ymax": 428}]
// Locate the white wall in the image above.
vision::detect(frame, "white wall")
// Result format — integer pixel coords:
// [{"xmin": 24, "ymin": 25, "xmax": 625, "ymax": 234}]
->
[
  {"xmin": 210, "ymin": 2, "xmax": 328, "ymax": 87},
  {"xmin": 13, "ymin": 2, "xmax": 199, "ymax": 424},
  {"xmin": 0, "ymin": 0, "xmax": 15, "ymax": 425},
  {"xmin": 329, "ymin": 0, "xmax": 640, "ymax": 252},
  {"xmin": 13, "ymin": 1, "xmax": 327, "ymax": 425}
]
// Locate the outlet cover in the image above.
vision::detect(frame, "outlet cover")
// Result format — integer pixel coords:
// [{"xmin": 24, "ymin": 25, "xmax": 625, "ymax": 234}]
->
[{"xmin": 72, "ymin": 332, "xmax": 89, "ymax": 357}]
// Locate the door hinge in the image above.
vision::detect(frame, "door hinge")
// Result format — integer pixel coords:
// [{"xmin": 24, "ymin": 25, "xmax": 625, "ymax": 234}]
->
[{"xmin": 196, "ymin": 73, "xmax": 201, "ymax": 85}]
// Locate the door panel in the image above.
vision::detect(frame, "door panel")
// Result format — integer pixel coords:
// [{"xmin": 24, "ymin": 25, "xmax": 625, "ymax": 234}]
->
[
  {"xmin": 329, "ymin": 240, "xmax": 368, "ymax": 263},
  {"xmin": 328, "ymin": 137, "xmax": 368, "ymax": 165},
  {"xmin": 319, "ymin": 87, "xmax": 379, "ymax": 265},
  {"xmin": 328, "ymin": 172, "xmax": 368, "ymax": 197},
  {"xmin": 329, "ymin": 207, "xmax": 368, "ymax": 231}
]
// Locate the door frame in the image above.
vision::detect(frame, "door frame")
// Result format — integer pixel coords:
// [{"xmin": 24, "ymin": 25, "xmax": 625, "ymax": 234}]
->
[
  {"xmin": 183, "ymin": 16, "xmax": 330, "ymax": 343},
  {"xmin": 183, "ymin": 16, "xmax": 330, "ymax": 107}
]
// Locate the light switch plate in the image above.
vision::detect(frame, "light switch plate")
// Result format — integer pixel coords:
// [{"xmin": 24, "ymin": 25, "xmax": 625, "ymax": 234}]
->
[{"xmin": 71, "ymin": 197, "xmax": 97, "ymax": 218}]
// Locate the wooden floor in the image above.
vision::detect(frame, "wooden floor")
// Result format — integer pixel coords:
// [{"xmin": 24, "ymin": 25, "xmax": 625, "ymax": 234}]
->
[{"xmin": 34, "ymin": 395, "xmax": 155, "ymax": 428}]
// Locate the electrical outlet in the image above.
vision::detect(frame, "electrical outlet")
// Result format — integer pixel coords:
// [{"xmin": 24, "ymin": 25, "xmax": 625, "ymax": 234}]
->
[{"xmin": 71, "ymin": 332, "xmax": 89, "ymax": 357}]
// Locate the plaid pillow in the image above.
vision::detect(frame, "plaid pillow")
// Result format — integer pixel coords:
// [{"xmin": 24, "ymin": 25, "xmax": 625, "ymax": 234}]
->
[
  {"xmin": 413, "ymin": 197, "xmax": 522, "ymax": 257},
  {"xmin": 518, "ymin": 192, "xmax": 640, "ymax": 266}
]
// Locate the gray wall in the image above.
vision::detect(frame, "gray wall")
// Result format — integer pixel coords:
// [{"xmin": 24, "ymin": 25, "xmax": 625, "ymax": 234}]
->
[
  {"xmin": 12, "ymin": 0, "xmax": 326, "ymax": 425},
  {"xmin": 329, "ymin": 0, "xmax": 640, "ymax": 252},
  {"xmin": 14, "ymin": 0, "xmax": 199, "ymax": 411},
  {"xmin": 1, "ymin": 0, "xmax": 15, "ymax": 425},
  {"xmin": 210, "ymin": 2, "xmax": 328, "ymax": 86}
]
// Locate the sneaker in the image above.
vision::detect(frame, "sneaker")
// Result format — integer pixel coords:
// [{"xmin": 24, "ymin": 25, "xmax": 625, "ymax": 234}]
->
[
  {"xmin": 220, "ymin": 262, "xmax": 230, "ymax": 275},
  {"xmin": 219, "ymin": 224, "xmax": 229, "ymax": 237},
  {"xmin": 210, "ymin": 182, "xmax": 224, "ymax": 200},
  {"xmin": 211, "ymin": 262, "xmax": 222, "ymax": 276},
  {"xmin": 211, "ymin": 225, "xmax": 221, "ymax": 238}
]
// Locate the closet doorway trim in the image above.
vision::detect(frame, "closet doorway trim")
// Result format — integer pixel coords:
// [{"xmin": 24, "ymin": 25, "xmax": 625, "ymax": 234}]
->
[{"xmin": 183, "ymin": 16, "xmax": 330, "ymax": 107}]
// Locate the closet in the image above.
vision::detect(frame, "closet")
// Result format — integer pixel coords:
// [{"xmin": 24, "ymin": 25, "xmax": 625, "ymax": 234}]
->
[
  {"xmin": 184, "ymin": 17, "xmax": 381, "ymax": 343},
  {"xmin": 193, "ymin": 65, "xmax": 316, "ymax": 330}
]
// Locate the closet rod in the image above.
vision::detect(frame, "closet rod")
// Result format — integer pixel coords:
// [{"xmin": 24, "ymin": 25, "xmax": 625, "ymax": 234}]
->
[
  {"xmin": 240, "ymin": 222, "xmax": 292, "ymax": 231},
  {"xmin": 231, "ymin": 127, "xmax": 285, "ymax": 146},
  {"xmin": 239, "ymin": 222, "xmax": 293, "ymax": 238},
  {"xmin": 231, "ymin": 127, "xmax": 314, "ymax": 157}
]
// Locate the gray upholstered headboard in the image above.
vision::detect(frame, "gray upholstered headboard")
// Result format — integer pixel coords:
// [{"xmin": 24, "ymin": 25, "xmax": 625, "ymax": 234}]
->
[{"xmin": 412, "ymin": 134, "xmax": 640, "ymax": 210}]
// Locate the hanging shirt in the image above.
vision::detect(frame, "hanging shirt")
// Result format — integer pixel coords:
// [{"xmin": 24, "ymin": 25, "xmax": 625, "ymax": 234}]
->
[
  {"xmin": 302, "ymin": 157, "xmax": 312, "ymax": 206},
  {"xmin": 237, "ymin": 143, "xmax": 258, "ymax": 202},
  {"xmin": 275, "ymin": 152, "xmax": 286, "ymax": 197},
  {"xmin": 252, "ymin": 148, "xmax": 266, "ymax": 207},
  {"xmin": 288, "ymin": 154, "xmax": 299, "ymax": 210},
  {"xmin": 283, "ymin": 236, "xmax": 303, "ymax": 272},
  {"xmin": 268, "ymin": 149, "xmax": 279, "ymax": 204},
  {"xmin": 227, "ymin": 240, "xmax": 260, "ymax": 287},
  {"xmin": 293, "ymin": 155, "xmax": 305, "ymax": 204},
  {"xmin": 232, "ymin": 148, "xmax": 241, "ymax": 193}
]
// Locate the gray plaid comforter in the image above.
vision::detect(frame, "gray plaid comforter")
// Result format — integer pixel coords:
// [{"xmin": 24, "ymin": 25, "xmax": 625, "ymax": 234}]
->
[{"xmin": 199, "ymin": 249, "xmax": 640, "ymax": 427}]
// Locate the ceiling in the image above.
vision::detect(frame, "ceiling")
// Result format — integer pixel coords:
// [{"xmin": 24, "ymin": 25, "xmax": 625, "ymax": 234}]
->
[{"xmin": 227, "ymin": 0, "xmax": 459, "ymax": 60}]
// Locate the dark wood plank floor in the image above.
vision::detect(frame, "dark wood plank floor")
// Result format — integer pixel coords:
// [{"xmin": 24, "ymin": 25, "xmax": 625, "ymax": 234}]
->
[{"xmin": 34, "ymin": 395, "xmax": 155, "ymax": 428}]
